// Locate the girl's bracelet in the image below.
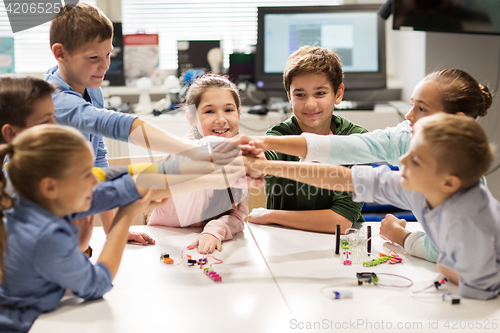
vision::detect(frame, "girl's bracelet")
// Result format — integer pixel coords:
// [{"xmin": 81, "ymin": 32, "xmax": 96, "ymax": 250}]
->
[{"xmin": 402, "ymin": 231, "xmax": 412, "ymax": 248}]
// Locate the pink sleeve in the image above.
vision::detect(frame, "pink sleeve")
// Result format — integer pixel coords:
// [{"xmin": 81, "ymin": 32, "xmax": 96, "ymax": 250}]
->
[
  {"xmin": 201, "ymin": 194, "xmax": 249, "ymax": 241},
  {"xmin": 148, "ymin": 190, "xmax": 210, "ymax": 227}
]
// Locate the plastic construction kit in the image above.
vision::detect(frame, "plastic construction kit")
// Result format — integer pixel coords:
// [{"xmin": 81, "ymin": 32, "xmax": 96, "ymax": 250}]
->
[
  {"xmin": 160, "ymin": 251, "xmax": 223, "ymax": 282},
  {"xmin": 335, "ymin": 225, "xmax": 403, "ymax": 267}
]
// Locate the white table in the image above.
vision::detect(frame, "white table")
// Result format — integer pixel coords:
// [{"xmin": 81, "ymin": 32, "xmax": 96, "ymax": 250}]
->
[
  {"xmin": 30, "ymin": 226, "xmax": 295, "ymax": 333},
  {"xmin": 30, "ymin": 222, "xmax": 500, "ymax": 333},
  {"xmin": 247, "ymin": 222, "xmax": 500, "ymax": 332}
]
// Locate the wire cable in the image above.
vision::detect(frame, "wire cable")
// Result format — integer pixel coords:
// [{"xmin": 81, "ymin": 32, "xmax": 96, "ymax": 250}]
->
[
  {"xmin": 380, "ymin": 101, "xmax": 407, "ymax": 121},
  {"xmin": 376, "ymin": 273, "xmax": 414, "ymax": 288}
]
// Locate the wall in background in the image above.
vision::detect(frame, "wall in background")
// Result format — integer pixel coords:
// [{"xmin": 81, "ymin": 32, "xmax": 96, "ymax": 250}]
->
[{"xmin": 424, "ymin": 32, "xmax": 500, "ymax": 199}]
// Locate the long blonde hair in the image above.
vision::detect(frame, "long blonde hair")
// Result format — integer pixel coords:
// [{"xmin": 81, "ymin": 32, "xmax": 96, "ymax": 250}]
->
[{"xmin": 0, "ymin": 125, "xmax": 90, "ymax": 282}]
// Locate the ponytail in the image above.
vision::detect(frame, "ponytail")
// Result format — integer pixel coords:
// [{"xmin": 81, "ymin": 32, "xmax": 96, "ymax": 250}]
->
[
  {"xmin": 0, "ymin": 125, "xmax": 89, "ymax": 283},
  {"xmin": 0, "ymin": 143, "xmax": 15, "ymax": 283}
]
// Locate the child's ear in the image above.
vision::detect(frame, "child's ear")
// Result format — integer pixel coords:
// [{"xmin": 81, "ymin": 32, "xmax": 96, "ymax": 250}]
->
[
  {"xmin": 287, "ymin": 91, "xmax": 292, "ymax": 104},
  {"xmin": 442, "ymin": 175, "xmax": 461, "ymax": 193},
  {"xmin": 51, "ymin": 43, "xmax": 66, "ymax": 62},
  {"xmin": 1, "ymin": 124, "xmax": 17, "ymax": 143},
  {"xmin": 185, "ymin": 111, "xmax": 197, "ymax": 127},
  {"xmin": 39, "ymin": 177, "xmax": 59, "ymax": 200},
  {"xmin": 335, "ymin": 83, "xmax": 345, "ymax": 104}
]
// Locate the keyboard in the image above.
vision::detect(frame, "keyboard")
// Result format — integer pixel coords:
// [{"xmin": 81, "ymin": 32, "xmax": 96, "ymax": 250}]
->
[{"xmin": 336, "ymin": 100, "xmax": 375, "ymax": 111}]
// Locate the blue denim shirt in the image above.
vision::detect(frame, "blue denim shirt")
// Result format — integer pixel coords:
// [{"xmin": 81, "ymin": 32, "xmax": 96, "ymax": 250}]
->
[
  {"xmin": 0, "ymin": 174, "xmax": 141, "ymax": 332},
  {"xmin": 44, "ymin": 66, "xmax": 137, "ymax": 167}
]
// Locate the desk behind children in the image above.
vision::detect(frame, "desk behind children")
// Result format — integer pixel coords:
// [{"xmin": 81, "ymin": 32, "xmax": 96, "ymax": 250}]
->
[
  {"xmin": 29, "ymin": 225, "xmax": 295, "ymax": 333},
  {"xmin": 247, "ymin": 222, "xmax": 500, "ymax": 332}
]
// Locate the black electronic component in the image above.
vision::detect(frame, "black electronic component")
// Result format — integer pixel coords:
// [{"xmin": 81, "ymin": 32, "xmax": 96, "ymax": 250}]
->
[
  {"xmin": 367, "ymin": 226, "xmax": 372, "ymax": 254},
  {"xmin": 335, "ymin": 224, "xmax": 341, "ymax": 255}
]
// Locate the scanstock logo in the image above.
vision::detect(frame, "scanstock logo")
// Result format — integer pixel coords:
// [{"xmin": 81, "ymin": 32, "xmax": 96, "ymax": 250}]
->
[{"xmin": 2, "ymin": 1, "xmax": 80, "ymax": 33}]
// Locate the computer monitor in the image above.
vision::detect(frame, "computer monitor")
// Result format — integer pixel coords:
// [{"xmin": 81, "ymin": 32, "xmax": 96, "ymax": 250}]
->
[
  {"xmin": 393, "ymin": 0, "xmax": 500, "ymax": 35},
  {"xmin": 255, "ymin": 5, "xmax": 386, "ymax": 91}
]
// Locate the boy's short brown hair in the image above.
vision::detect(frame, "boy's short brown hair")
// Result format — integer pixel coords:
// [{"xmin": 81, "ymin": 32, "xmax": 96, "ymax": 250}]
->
[
  {"xmin": 50, "ymin": 3, "xmax": 113, "ymax": 53},
  {"xmin": 416, "ymin": 113, "xmax": 495, "ymax": 189},
  {"xmin": 0, "ymin": 75, "xmax": 57, "ymax": 143},
  {"xmin": 283, "ymin": 45, "xmax": 344, "ymax": 94}
]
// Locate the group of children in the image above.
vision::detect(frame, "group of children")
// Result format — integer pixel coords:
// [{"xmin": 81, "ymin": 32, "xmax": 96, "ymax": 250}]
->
[{"xmin": 0, "ymin": 2, "xmax": 499, "ymax": 332}]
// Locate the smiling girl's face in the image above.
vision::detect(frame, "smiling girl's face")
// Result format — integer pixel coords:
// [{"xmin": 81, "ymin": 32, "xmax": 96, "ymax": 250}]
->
[
  {"xmin": 191, "ymin": 87, "xmax": 241, "ymax": 138},
  {"xmin": 405, "ymin": 79, "xmax": 445, "ymax": 130}
]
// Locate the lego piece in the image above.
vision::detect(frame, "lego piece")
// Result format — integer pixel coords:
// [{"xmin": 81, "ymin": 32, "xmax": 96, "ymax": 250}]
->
[
  {"xmin": 331, "ymin": 290, "xmax": 353, "ymax": 299},
  {"xmin": 356, "ymin": 272, "xmax": 379, "ymax": 285},
  {"xmin": 343, "ymin": 250, "xmax": 352, "ymax": 265},
  {"xmin": 442, "ymin": 293, "xmax": 461, "ymax": 305}
]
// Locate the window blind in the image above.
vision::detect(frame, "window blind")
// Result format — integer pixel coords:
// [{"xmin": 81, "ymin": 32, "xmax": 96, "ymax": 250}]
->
[
  {"xmin": 0, "ymin": 0, "xmax": 350, "ymax": 73},
  {"xmin": 0, "ymin": 0, "xmax": 96, "ymax": 73},
  {"xmin": 121, "ymin": 0, "xmax": 343, "ymax": 70}
]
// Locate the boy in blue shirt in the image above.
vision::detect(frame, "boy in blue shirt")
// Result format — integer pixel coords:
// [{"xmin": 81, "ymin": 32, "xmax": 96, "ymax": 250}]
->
[{"xmin": 44, "ymin": 3, "xmax": 204, "ymax": 244}]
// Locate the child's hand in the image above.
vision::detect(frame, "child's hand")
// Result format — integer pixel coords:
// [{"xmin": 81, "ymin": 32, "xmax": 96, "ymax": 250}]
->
[
  {"xmin": 380, "ymin": 214, "xmax": 408, "ymax": 245},
  {"xmin": 243, "ymin": 155, "xmax": 265, "ymax": 178},
  {"xmin": 73, "ymin": 215, "xmax": 95, "ymax": 252},
  {"xmin": 187, "ymin": 234, "xmax": 222, "ymax": 254},
  {"xmin": 246, "ymin": 175, "xmax": 266, "ymax": 188},
  {"xmin": 220, "ymin": 134, "xmax": 264, "ymax": 157},
  {"xmin": 127, "ymin": 230, "xmax": 156, "ymax": 246},
  {"xmin": 247, "ymin": 208, "xmax": 273, "ymax": 225}
]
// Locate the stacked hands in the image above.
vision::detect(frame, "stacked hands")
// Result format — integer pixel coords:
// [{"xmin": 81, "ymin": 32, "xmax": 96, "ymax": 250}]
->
[
  {"xmin": 214, "ymin": 134, "xmax": 267, "ymax": 179},
  {"xmin": 215, "ymin": 135, "xmax": 414, "ymax": 243},
  {"xmin": 215, "ymin": 134, "xmax": 279, "ymax": 226}
]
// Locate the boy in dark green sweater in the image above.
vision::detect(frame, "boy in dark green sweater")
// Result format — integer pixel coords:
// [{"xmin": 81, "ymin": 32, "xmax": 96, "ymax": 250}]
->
[{"xmin": 248, "ymin": 46, "xmax": 367, "ymax": 234}]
